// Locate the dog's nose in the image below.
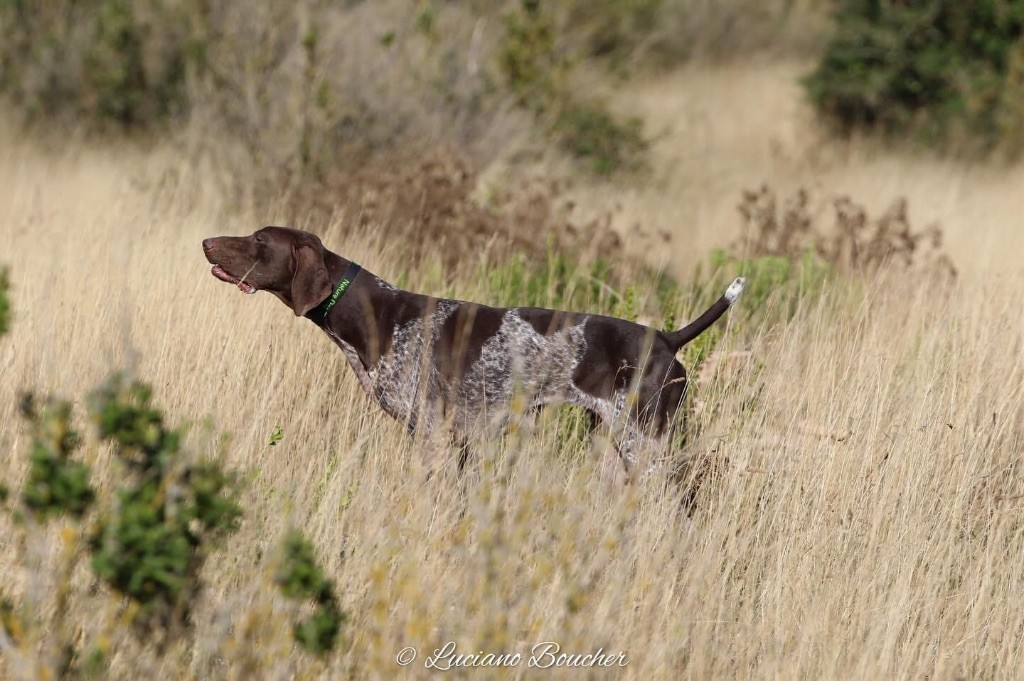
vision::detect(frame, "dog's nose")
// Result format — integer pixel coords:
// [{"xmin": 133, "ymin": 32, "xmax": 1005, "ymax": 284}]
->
[{"xmin": 202, "ymin": 238, "xmax": 213, "ymax": 253}]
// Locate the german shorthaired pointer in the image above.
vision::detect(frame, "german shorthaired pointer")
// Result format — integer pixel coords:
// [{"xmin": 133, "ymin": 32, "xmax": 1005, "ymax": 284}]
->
[{"xmin": 202, "ymin": 226, "xmax": 744, "ymax": 477}]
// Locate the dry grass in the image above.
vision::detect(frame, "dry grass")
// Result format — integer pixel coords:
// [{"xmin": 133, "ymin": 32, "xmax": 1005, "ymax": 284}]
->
[
  {"xmin": 559, "ymin": 61, "xmax": 1024, "ymax": 277},
  {"xmin": 2, "ymin": 77, "xmax": 1024, "ymax": 678},
  {"xmin": 268, "ymin": 149, "xmax": 625, "ymax": 272}
]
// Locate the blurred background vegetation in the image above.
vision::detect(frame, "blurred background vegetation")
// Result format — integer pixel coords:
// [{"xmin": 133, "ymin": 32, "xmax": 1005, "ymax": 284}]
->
[
  {"xmin": 806, "ymin": 0, "xmax": 1024, "ymax": 156},
  {"xmin": 2, "ymin": 0, "xmax": 1021, "ymax": 183},
  {"xmin": 0, "ymin": 0, "xmax": 830, "ymax": 182}
]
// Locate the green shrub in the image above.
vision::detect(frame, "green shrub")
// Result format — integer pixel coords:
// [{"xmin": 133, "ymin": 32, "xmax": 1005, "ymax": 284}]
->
[
  {"xmin": 85, "ymin": 0, "xmax": 148, "ymax": 124},
  {"xmin": 0, "ymin": 271, "xmax": 10, "ymax": 512},
  {"xmin": 554, "ymin": 100, "xmax": 647, "ymax": 175},
  {"xmin": 996, "ymin": 39, "xmax": 1024, "ymax": 149},
  {"xmin": 3, "ymin": 373, "xmax": 348, "ymax": 672},
  {"xmin": 499, "ymin": 0, "xmax": 565, "ymax": 112},
  {"xmin": 805, "ymin": 0, "xmax": 1024, "ymax": 153},
  {"xmin": 0, "ymin": 0, "xmax": 190, "ymax": 127},
  {"xmin": 498, "ymin": 1, "xmax": 649, "ymax": 174},
  {"xmin": 87, "ymin": 374, "xmax": 242, "ymax": 632},
  {"xmin": 19, "ymin": 395, "xmax": 95, "ymax": 521},
  {"xmin": 477, "ymin": 242, "xmax": 774, "ymax": 350},
  {"xmin": 480, "ymin": 247, "xmax": 636, "ymax": 314},
  {"xmin": 276, "ymin": 529, "xmax": 345, "ymax": 655},
  {"xmin": 705, "ymin": 248, "xmax": 830, "ymax": 315},
  {"xmin": 1, "ymin": 278, "xmax": 344, "ymax": 670},
  {"xmin": 3, "ymin": 371, "xmax": 244, "ymax": 674}
]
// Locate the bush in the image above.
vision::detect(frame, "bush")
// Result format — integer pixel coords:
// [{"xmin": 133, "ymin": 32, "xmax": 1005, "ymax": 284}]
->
[
  {"xmin": 554, "ymin": 100, "xmax": 647, "ymax": 175},
  {"xmin": 19, "ymin": 396, "xmax": 95, "ymax": 522},
  {"xmin": 498, "ymin": 1, "xmax": 649, "ymax": 174},
  {"xmin": 1, "ymin": 268, "xmax": 349, "ymax": 674},
  {"xmin": 0, "ymin": 0, "xmax": 189, "ymax": 127},
  {"xmin": 2, "ymin": 372, "xmax": 344, "ymax": 674},
  {"xmin": 805, "ymin": 0, "xmax": 1024, "ymax": 154},
  {"xmin": 276, "ymin": 530, "xmax": 346, "ymax": 656},
  {"xmin": 479, "ymin": 246, "xmax": 675, "ymax": 323},
  {"xmin": 498, "ymin": 0, "xmax": 565, "ymax": 112},
  {"xmin": 561, "ymin": 0, "xmax": 828, "ymax": 73}
]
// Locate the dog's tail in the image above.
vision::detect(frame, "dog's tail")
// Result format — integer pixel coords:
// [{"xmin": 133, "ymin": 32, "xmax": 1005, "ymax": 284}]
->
[{"xmin": 664, "ymin": 277, "xmax": 745, "ymax": 352}]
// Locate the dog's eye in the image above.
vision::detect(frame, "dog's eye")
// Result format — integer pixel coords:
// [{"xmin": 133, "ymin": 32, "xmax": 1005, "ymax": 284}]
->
[{"xmin": 254, "ymin": 234, "xmax": 265, "ymax": 244}]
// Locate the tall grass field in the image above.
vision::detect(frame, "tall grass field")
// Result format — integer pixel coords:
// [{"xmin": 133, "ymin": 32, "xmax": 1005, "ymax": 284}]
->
[{"xmin": 2, "ymin": 95, "xmax": 1024, "ymax": 679}]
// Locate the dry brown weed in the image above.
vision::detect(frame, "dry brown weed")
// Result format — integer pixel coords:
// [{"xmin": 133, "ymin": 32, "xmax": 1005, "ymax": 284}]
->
[
  {"xmin": 268, "ymin": 150, "xmax": 625, "ymax": 270},
  {"xmin": 735, "ymin": 185, "xmax": 958, "ymax": 279}
]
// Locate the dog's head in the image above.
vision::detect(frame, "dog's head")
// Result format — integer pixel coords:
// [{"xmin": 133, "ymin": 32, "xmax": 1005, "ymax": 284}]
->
[{"xmin": 202, "ymin": 226, "xmax": 333, "ymax": 316}]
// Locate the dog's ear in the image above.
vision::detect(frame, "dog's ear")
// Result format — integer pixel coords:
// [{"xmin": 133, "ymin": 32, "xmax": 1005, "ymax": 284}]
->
[{"xmin": 290, "ymin": 242, "xmax": 333, "ymax": 317}]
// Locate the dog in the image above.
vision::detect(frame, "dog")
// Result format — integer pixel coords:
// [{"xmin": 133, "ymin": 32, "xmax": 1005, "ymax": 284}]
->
[{"xmin": 203, "ymin": 226, "xmax": 744, "ymax": 477}]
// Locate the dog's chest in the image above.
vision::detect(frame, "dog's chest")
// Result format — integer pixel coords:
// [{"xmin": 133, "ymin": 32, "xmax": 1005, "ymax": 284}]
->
[
  {"xmin": 367, "ymin": 301, "xmax": 459, "ymax": 424},
  {"xmin": 332, "ymin": 304, "xmax": 590, "ymax": 432}
]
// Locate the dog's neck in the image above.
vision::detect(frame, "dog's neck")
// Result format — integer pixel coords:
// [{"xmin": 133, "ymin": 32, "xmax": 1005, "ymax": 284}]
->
[
  {"xmin": 309, "ymin": 250, "xmax": 411, "ymax": 370},
  {"xmin": 309, "ymin": 258, "xmax": 362, "ymax": 321}
]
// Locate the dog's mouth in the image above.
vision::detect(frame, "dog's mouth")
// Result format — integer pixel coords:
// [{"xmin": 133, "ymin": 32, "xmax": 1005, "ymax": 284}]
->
[{"xmin": 211, "ymin": 265, "xmax": 256, "ymax": 294}]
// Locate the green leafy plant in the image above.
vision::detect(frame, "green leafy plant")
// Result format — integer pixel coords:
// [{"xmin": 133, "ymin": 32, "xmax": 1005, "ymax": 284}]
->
[
  {"xmin": 701, "ymin": 248, "xmax": 829, "ymax": 319},
  {"xmin": 19, "ymin": 395, "xmax": 95, "ymax": 521},
  {"xmin": 86, "ymin": 374, "xmax": 242, "ymax": 633},
  {"xmin": 84, "ymin": 0, "xmax": 149, "ymax": 125},
  {"xmin": 2, "ymin": 370, "xmax": 349, "ymax": 672},
  {"xmin": 805, "ymin": 0, "xmax": 1024, "ymax": 154},
  {"xmin": 499, "ymin": 1, "xmax": 649, "ymax": 174},
  {"xmin": 480, "ymin": 244, "xmax": 685, "ymax": 335},
  {"xmin": 0, "ymin": 0, "xmax": 191, "ymax": 128},
  {"xmin": 481, "ymin": 248, "xmax": 602, "ymax": 311},
  {"xmin": 4, "ymin": 370, "xmax": 243, "ymax": 675},
  {"xmin": 554, "ymin": 100, "xmax": 647, "ymax": 175},
  {"xmin": 1, "ymin": 276, "xmax": 348, "ymax": 670},
  {"xmin": 276, "ymin": 529, "xmax": 345, "ymax": 655},
  {"xmin": 499, "ymin": 0, "xmax": 564, "ymax": 112}
]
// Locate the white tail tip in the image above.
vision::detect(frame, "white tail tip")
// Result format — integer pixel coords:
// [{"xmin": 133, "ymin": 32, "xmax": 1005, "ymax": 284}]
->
[{"xmin": 725, "ymin": 277, "xmax": 745, "ymax": 304}]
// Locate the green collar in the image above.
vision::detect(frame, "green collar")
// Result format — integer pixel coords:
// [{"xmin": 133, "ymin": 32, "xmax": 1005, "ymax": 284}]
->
[{"xmin": 313, "ymin": 261, "xmax": 361, "ymax": 320}]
